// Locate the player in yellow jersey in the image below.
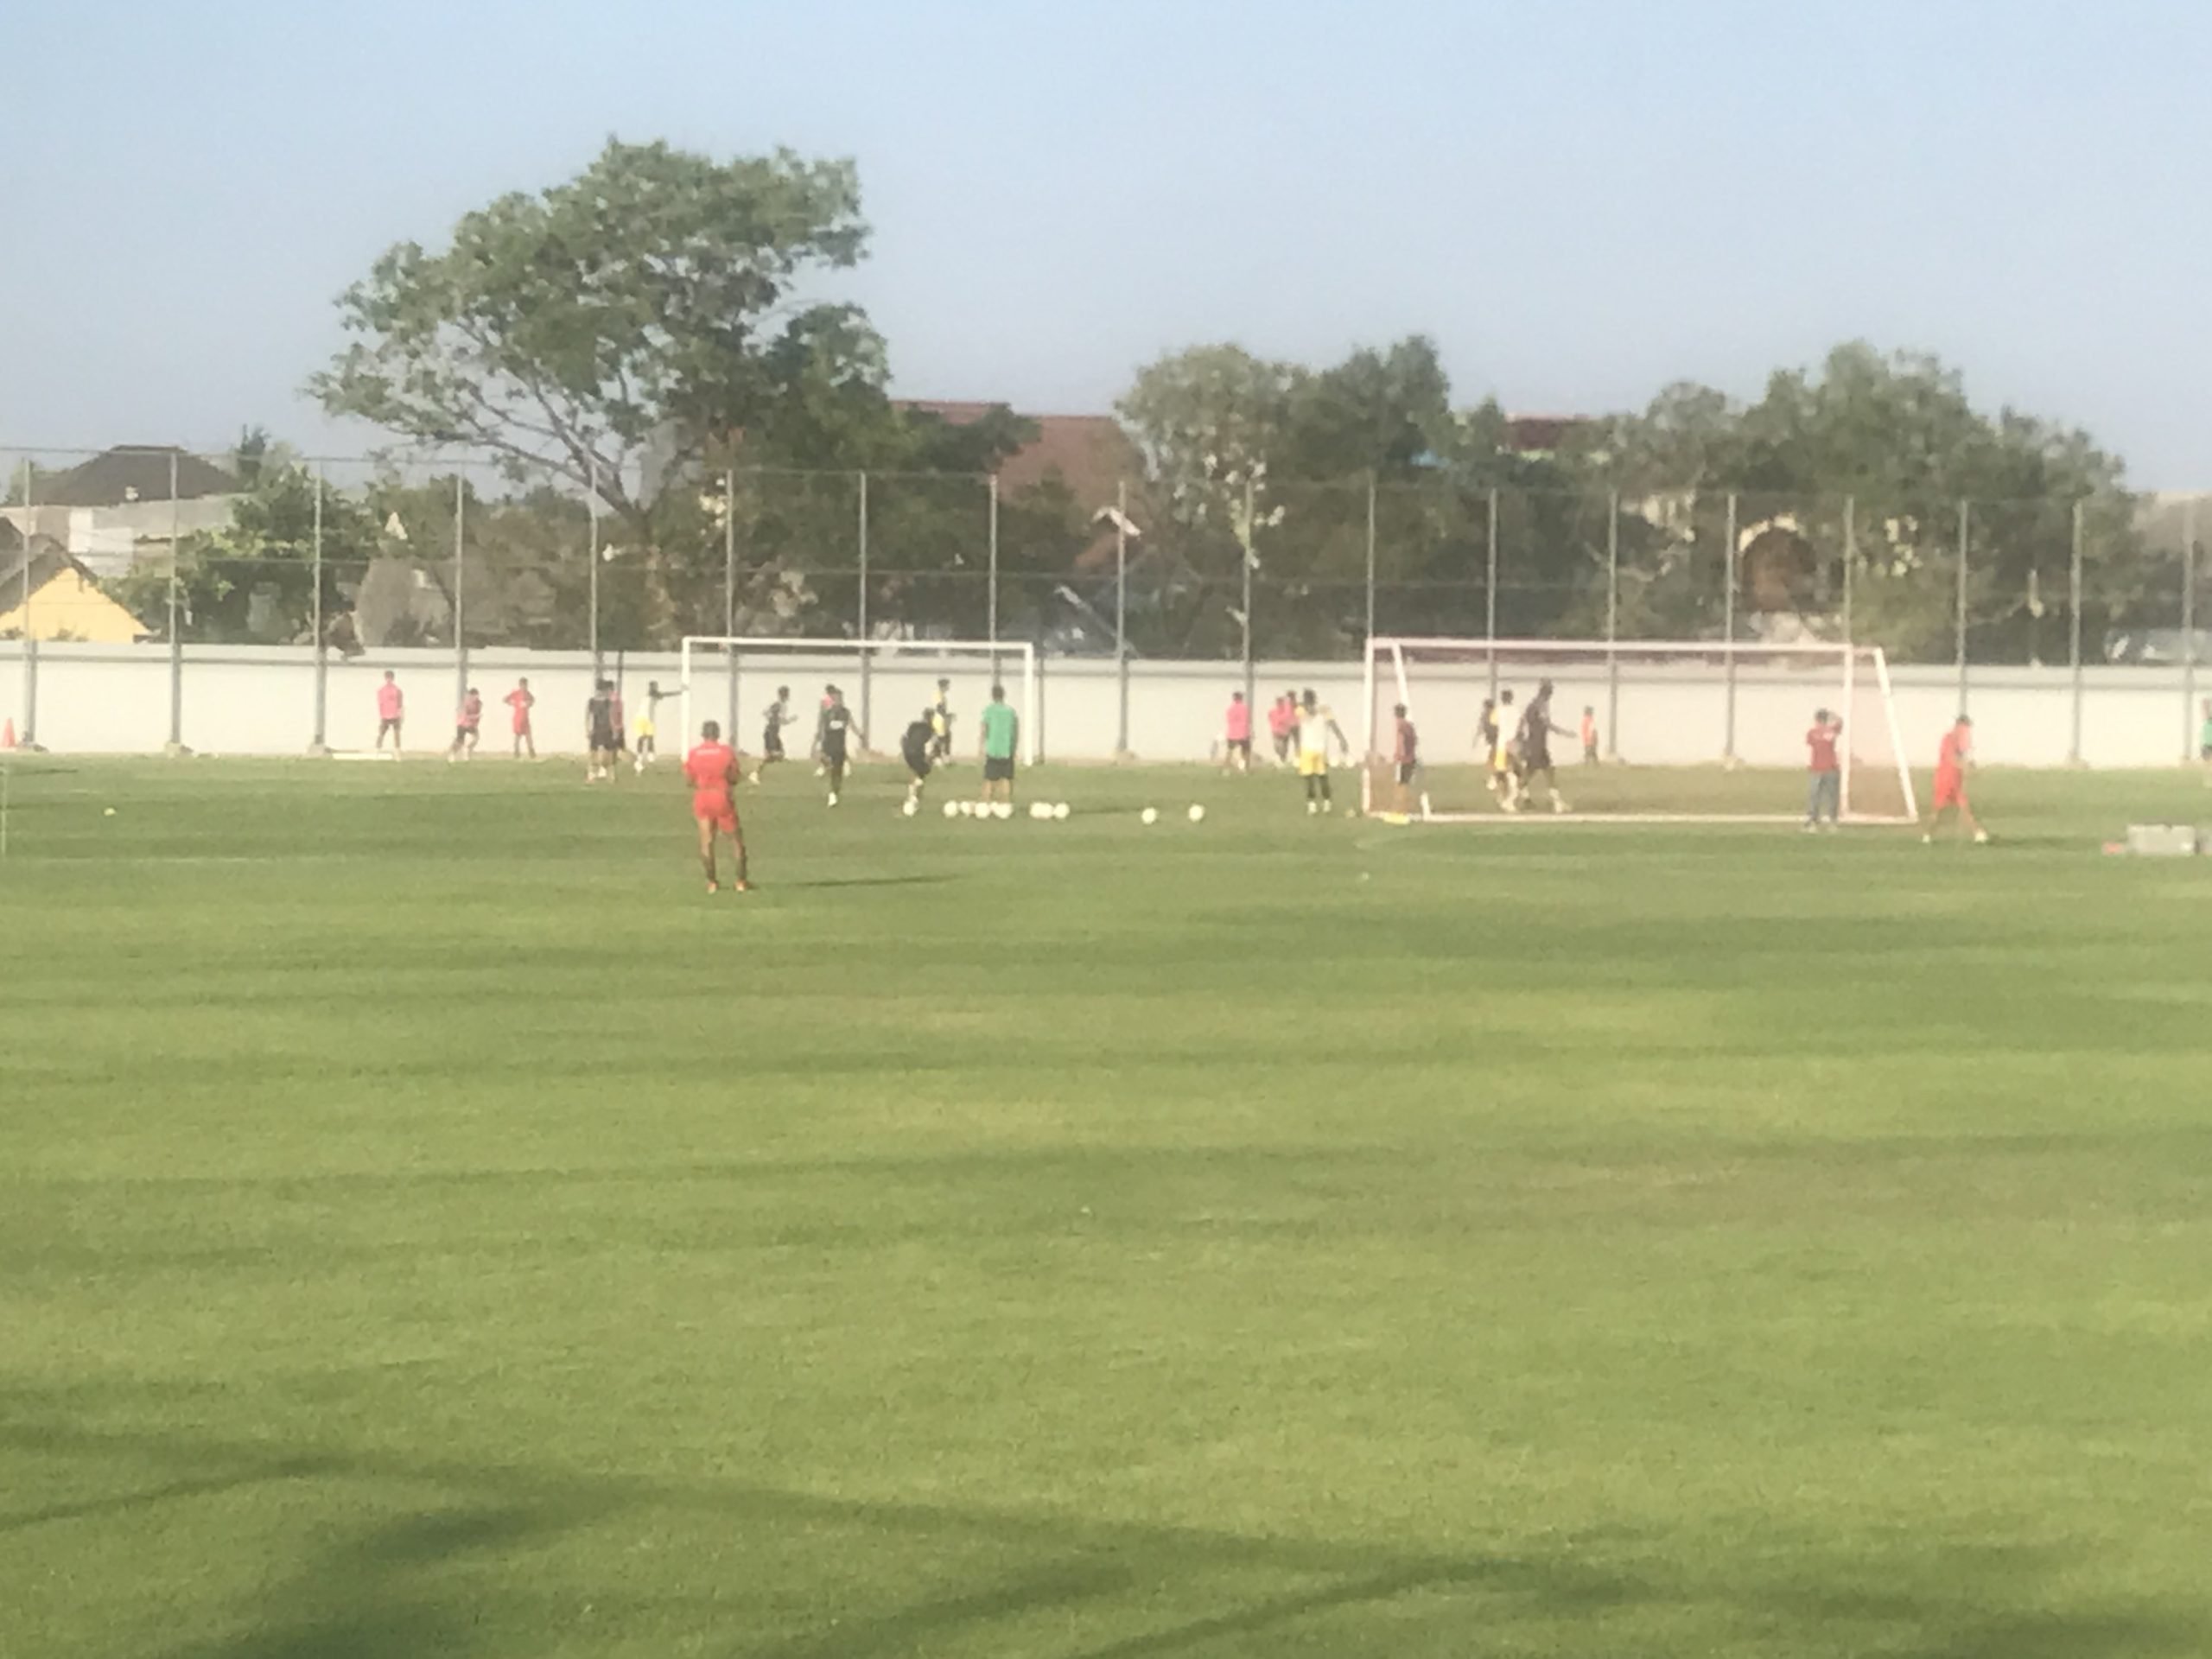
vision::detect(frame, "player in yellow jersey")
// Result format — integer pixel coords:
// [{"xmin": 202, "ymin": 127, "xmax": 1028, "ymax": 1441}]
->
[
  {"xmin": 1295, "ymin": 688, "xmax": 1350, "ymax": 815},
  {"xmin": 1490, "ymin": 687, "xmax": 1520, "ymax": 810}
]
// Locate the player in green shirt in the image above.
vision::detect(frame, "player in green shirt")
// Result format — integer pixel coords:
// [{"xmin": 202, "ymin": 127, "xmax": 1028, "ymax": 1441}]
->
[{"xmin": 978, "ymin": 684, "xmax": 1020, "ymax": 808}]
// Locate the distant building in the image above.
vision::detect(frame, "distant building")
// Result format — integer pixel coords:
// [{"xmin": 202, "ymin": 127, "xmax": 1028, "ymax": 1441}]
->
[
  {"xmin": 0, "ymin": 446, "xmax": 239, "ymax": 581},
  {"xmin": 0, "ymin": 523, "xmax": 150, "ymax": 642}
]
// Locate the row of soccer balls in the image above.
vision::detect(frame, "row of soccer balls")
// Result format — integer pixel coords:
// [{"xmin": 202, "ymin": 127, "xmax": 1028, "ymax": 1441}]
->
[{"xmin": 902, "ymin": 799, "xmax": 1208, "ymax": 824}]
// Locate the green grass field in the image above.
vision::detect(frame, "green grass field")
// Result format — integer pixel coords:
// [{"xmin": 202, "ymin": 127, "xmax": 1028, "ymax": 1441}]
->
[{"xmin": 5, "ymin": 754, "xmax": 2212, "ymax": 1657}]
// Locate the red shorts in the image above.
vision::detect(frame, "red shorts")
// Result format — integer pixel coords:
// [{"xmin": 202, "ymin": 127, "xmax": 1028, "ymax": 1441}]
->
[
  {"xmin": 1932, "ymin": 769, "xmax": 1965, "ymax": 810},
  {"xmin": 693, "ymin": 793, "xmax": 738, "ymax": 834}
]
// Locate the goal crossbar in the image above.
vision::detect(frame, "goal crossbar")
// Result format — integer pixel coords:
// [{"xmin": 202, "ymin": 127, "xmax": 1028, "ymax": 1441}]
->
[
  {"xmin": 678, "ymin": 637, "xmax": 1039, "ymax": 764},
  {"xmin": 1362, "ymin": 635, "xmax": 1918, "ymax": 825}
]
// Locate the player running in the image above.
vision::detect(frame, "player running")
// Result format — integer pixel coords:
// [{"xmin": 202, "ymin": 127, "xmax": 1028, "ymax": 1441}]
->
[
  {"xmin": 1295, "ymin": 688, "xmax": 1350, "ymax": 815},
  {"xmin": 1224, "ymin": 690, "xmax": 1253, "ymax": 772},
  {"xmin": 1478, "ymin": 697, "xmax": 1501, "ymax": 796},
  {"xmin": 1516, "ymin": 679, "xmax": 1572, "ymax": 813},
  {"xmin": 683, "ymin": 721, "xmax": 747, "ymax": 893},
  {"xmin": 1804, "ymin": 709, "xmax": 1842, "ymax": 832},
  {"xmin": 817, "ymin": 685, "xmax": 861, "ymax": 806},
  {"xmin": 750, "ymin": 685, "xmax": 798, "ymax": 785},
  {"xmin": 978, "ymin": 683, "xmax": 1020, "ymax": 809},
  {"xmin": 1391, "ymin": 702, "xmax": 1429, "ymax": 817},
  {"xmin": 632, "ymin": 680, "xmax": 676, "ymax": 772},
  {"xmin": 448, "ymin": 686, "xmax": 483, "ymax": 762},
  {"xmin": 1922, "ymin": 715, "xmax": 1989, "ymax": 844},
  {"xmin": 901, "ymin": 707, "xmax": 937, "ymax": 808},
  {"xmin": 505, "ymin": 678, "xmax": 537, "ymax": 759},
  {"xmin": 375, "ymin": 671, "xmax": 404, "ymax": 756},
  {"xmin": 585, "ymin": 679, "xmax": 620, "ymax": 782}
]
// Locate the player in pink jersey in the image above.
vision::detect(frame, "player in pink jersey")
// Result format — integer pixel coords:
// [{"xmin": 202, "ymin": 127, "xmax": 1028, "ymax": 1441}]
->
[
  {"xmin": 1223, "ymin": 690, "xmax": 1253, "ymax": 772},
  {"xmin": 683, "ymin": 721, "xmax": 748, "ymax": 893},
  {"xmin": 504, "ymin": 678, "xmax": 537, "ymax": 759},
  {"xmin": 374, "ymin": 671, "xmax": 404, "ymax": 756}
]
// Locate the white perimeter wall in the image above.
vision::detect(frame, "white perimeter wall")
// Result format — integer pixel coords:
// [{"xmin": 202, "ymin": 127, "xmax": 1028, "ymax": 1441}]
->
[{"xmin": 0, "ymin": 641, "xmax": 2204, "ymax": 770}]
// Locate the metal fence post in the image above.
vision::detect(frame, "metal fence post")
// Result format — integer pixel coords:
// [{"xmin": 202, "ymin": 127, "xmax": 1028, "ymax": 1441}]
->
[
  {"xmin": 1841, "ymin": 495, "xmax": 1856, "ymax": 645},
  {"xmin": 1723, "ymin": 491, "xmax": 1738, "ymax": 762},
  {"xmin": 1484, "ymin": 486, "xmax": 1499, "ymax": 698},
  {"xmin": 986, "ymin": 473, "xmax": 1000, "ymax": 660},
  {"xmin": 1605, "ymin": 492, "xmax": 1620, "ymax": 759},
  {"xmin": 1955, "ymin": 499, "xmax": 1971, "ymax": 715},
  {"xmin": 1115, "ymin": 478, "xmax": 1129, "ymax": 756},
  {"xmin": 311, "ymin": 463, "xmax": 327, "ymax": 753},
  {"xmin": 856, "ymin": 469, "xmax": 871, "ymax": 738},
  {"xmin": 453, "ymin": 467, "xmax": 467, "ymax": 719},
  {"xmin": 2069, "ymin": 498, "xmax": 2085, "ymax": 766},
  {"xmin": 1240, "ymin": 474, "xmax": 1255, "ymax": 712},
  {"xmin": 17, "ymin": 457, "xmax": 34, "ymax": 746},
  {"xmin": 168, "ymin": 450, "xmax": 183, "ymax": 752},
  {"xmin": 723, "ymin": 468, "xmax": 738, "ymax": 742},
  {"xmin": 587, "ymin": 460, "xmax": 601, "ymax": 676},
  {"xmin": 2183, "ymin": 495, "xmax": 2198, "ymax": 763},
  {"xmin": 1363, "ymin": 470, "xmax": 1377, "ymax": 644}
]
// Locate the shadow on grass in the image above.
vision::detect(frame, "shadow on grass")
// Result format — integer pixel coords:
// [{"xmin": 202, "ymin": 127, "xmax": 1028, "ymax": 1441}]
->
[{"xmin": 2, "ymin": 1406, "xmax": 2204, "ymax": 1658}]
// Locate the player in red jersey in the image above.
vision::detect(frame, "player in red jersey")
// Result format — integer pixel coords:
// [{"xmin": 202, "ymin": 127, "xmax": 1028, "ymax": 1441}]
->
[
  {"xmin": 683, "ymin": 721, "xmax": 747, "ymax": 893},
  {"xmin": 1922, "ymin": 715, "xmax": 1988, "ymax": 844},
  {"xmin": 505, "ymin": 678, "xmax": 537, "ymax": 760}
]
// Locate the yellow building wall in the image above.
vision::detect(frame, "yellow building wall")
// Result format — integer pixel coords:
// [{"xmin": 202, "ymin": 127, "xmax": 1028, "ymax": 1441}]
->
[{"xmin": 0, "ymin": 569, "xmax": 147, "ymax": 643}]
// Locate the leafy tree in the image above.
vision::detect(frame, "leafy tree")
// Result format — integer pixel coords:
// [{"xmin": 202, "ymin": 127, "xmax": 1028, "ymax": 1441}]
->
[{"xmin": 310, "ymin": 138, "xmax": 878, "ymax": 636}]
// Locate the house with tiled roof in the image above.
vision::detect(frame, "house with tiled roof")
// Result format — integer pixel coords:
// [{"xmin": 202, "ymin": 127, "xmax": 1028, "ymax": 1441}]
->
[{"xmin": 0, "ymin": 445, "xmax": 240, "ymax": 580}]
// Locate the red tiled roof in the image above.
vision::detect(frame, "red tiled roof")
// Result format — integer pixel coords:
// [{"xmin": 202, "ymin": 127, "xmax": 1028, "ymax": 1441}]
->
[{"xmin": 899, "ymin": 403, "xmax": 1144, "ymax": 509}]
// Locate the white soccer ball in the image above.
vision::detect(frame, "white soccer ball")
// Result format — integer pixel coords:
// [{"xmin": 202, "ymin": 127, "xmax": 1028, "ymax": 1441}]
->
[
  {"xmin": 1052, "ymin": 803, "xmax": 1070, "ymax": 821},
  {"xmin": 1028, "ymin": 801, "xmax": 1051, "ymax": 821},
  {"xmin": 901, "ymin": 797, "xmax": 918, "ymax": 817},
  {"xmin": 1188, "ymin": 804, "xmax": 1206, "ymax": 824},
  {"xmin": 956, "ymin": 800, "xmax": 974, "ymax": 817},
  {"xmin": 1141, "ymin": 807, "xmax": 1160, "ymax": 826},
  {"xmin": 942, "ymin": 800, "xmax": 960, "ymax": 819},
  {"xmin": 993, "ymin": 801, "xmax": 1014, "ymax": 821}
]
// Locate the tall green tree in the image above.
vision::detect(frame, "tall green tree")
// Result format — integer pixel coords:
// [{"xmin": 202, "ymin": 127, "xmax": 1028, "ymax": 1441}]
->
[{"xmin": 310, "ymin": 138, "xmax": 878, "ymax": 636}]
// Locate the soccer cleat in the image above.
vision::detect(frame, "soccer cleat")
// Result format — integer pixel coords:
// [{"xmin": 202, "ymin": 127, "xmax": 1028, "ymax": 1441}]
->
[
  {"xmin": 706, "ymin": 880, "xmax": 720, "ymax": 894},
  {"xmin": 1551, "ymin": 795, "xmax": 1567, "ymax": 814},
  {"xmin": 1306, "ymin": 800, "xmax": 1319, "ymax": 816},
  {"xmin": 826, "ymin": 793, "xmax": 839, "ymax": 808},
  {"xmin": 732, "ymin": 880, "xmax": 750, "ymax": 893}
]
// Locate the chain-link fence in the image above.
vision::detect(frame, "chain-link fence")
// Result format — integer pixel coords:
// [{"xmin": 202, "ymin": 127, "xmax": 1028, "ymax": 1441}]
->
[{"xmin": 5, "ymin": 445, "xmax": 2209, "ymax": 761}]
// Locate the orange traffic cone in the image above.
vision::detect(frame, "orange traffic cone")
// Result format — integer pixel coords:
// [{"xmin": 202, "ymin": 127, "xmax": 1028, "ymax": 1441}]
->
[{"xmin": 1, "ymin": 718, "xmax": 15, "ymax": 750}]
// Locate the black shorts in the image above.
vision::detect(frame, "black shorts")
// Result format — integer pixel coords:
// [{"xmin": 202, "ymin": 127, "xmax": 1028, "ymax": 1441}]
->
[
  {"xmin": 590, "ymin": 727, "xmax": 617, "ymax": 752},
  {"xmin": 1229, "ymin": 738, "xmax": 1252, "ymax": 757},
  {"xmin": 762, "ymin": 732, "xmax": 785, "ymax": 759},
  {"xmin": 1522, "ymin": 744, "xmax": 1553, "ymax": 774},
  {"xmin": 1395, "ymin": 762, "xmax": 1417, "ymax": 786},
  {"xmin": 904, "ymin": 749, "xmax": 932, "ymax": 779},
  {"xmin": 455, "ymin": 725, "xmax": 474, "ymax": 743},
  {"xmin": 822, "ymin": 746, "xmax": 848, "ymax": 775},
  {"xmin": 378, "ymin": 718, "xmax": 401, "ymax": 736},
  {"xmin": 983, "ymin": 755, "xmax": 1015, "ymax": 783}
]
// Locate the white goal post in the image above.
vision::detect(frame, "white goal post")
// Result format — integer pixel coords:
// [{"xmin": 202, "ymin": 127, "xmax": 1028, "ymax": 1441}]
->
[
  {"xmin": 1361, "ymin": 637, "xmax": 1918, "ymax": 823},
  {"xmin": 677, "ymin": 638, "xmax": 1039, "ymax": 765}
]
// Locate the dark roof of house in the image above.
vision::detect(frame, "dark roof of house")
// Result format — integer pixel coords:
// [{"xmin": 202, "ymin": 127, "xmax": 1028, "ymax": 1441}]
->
[
  {"xmin": 1503, "ymin": 415, "xmax": 1594, "ymax": 454},
  {"xmin": 35, "ymin": 446, "xmax": 239, "ymax": 508}
]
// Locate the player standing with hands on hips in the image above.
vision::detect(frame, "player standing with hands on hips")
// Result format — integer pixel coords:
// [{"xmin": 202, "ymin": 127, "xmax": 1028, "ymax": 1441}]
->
[
  {"xmin": 683, "ymin": 721, "xmax": 747, "ymax": 893},
  {"xmin": 1803, "ymin": 709, "xmax": 1841, "ymax": 832}
]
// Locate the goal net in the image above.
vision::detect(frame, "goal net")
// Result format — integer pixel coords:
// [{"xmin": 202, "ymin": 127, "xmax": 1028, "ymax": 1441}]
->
[
  {"xmin": 677, "ymin": 638, "xmax": 1039, "ymax": 764},
  {"xmin": 1361, "ymin": 638, "xmax": 1916, "ymax": 823}
]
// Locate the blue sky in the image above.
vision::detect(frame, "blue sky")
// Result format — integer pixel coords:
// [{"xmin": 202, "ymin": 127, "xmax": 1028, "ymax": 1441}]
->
[{"xmin": 5, "ymin": 0, "xmax": 2209, "ymax": 480}]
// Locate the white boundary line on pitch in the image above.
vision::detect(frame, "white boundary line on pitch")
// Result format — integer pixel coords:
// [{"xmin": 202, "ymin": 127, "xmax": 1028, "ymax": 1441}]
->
[{"xmin": 1379, "ymin": 812, "xmax": 1911, "ymax": 827}]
